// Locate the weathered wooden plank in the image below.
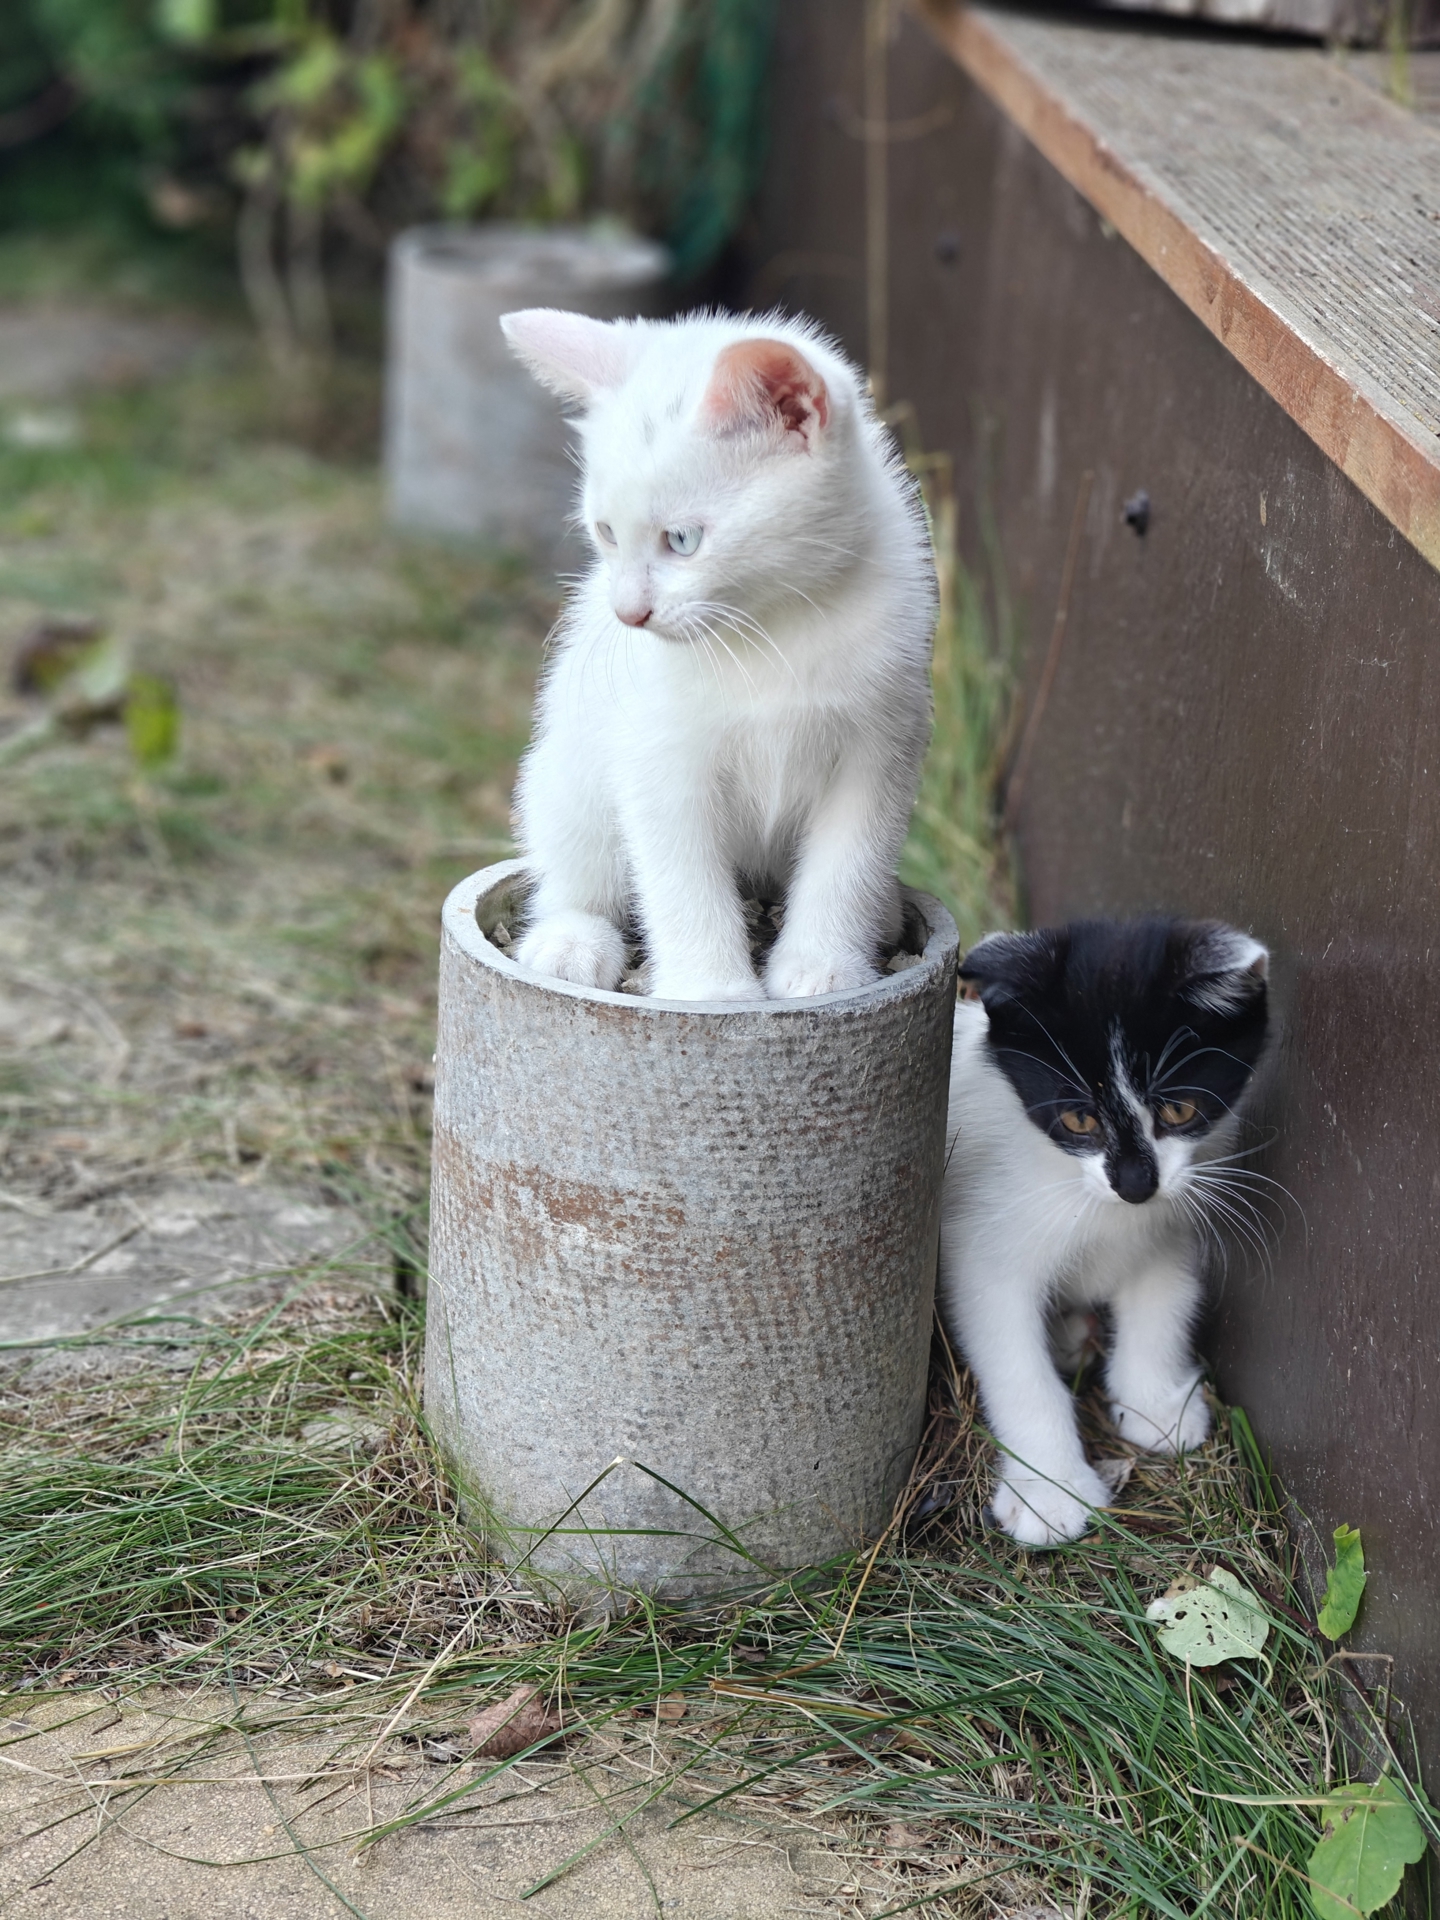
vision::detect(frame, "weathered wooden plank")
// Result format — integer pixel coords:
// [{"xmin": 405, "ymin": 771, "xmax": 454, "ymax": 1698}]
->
[{"xmin": 922, "ymin": 1, "xmax": 1440, "ymax": 572}]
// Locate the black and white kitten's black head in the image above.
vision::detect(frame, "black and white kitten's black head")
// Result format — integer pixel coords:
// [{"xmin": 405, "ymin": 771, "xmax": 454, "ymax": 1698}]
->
[{"xmin": 960, "ymin": 917, "xmax": 1269, "ymax": 1205}]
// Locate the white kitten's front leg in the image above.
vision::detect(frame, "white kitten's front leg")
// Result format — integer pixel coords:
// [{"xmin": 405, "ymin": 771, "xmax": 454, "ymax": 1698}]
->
[
  {"xmin": 1106, "ymin": 1250, "xmax": 1210, "ymax": 1454},
  {"xmin": 512, "ymin": 659, "xmax": 630, "ymax": 992},
  {"xmin": 622, "ymin": 772, "xmax": 759, "ymax": 1002},
  {"xmin": 941, "ymin": 1226, "xmax": 1110, "ymax": 1547},
  {"xmin": 766, "ymin": 749, "xmax": 910, "ymax": 999}
]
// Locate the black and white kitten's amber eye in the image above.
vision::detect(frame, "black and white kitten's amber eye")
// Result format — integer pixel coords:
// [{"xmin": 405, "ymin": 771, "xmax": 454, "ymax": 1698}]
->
[
  {"xmin": 665, "ymin": 526, "xmax": 703, "ymax": 556},
  {"xmin": 1059, "ymin": 1109, "xmax": 1100, "ymax": 1136},
  {"xmin": 596, "ymin": 521, "xmax": 616, "ymax": 545},
  {"xmin": 1156, "ymin": 1098, "xmax": 1199, "ymax": 1128}
]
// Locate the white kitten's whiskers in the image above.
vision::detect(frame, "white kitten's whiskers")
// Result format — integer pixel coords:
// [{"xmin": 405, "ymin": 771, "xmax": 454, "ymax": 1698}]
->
[
  {"xmin": 690, "ymin": 599, "xmax": 800, "ymax": 686},
  {"xmin": 685, "ymin": 613, "xmax": 758, "ymax": 695}
]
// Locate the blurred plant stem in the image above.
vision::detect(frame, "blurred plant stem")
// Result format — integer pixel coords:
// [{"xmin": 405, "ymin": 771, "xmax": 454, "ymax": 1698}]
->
[
  {"xmin": 860, "ymin": 6, "xmax": 1014, "ymax": 946},
  {"xmin": 890, "ymin": 403, "xmax": 1019, "ymax": 948},
  {"xmin": 1388, "ymin": 0, "xmax": 1414, "ymax": 106}
]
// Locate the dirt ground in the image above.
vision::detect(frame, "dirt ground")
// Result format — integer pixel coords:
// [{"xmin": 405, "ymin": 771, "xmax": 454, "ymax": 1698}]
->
[{"xmin": 0, "ymin": 1692, "xmax": 907, "ymax": 1920}]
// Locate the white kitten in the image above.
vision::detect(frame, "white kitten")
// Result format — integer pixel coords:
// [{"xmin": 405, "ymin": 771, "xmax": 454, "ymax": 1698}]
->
[
  {"xmin": 940, "ymin": 917, "xmax": 1270, "ymax": 1546},
  {"xmin": 500, "ymin": 308, "xmax": 935, "ymax": 1001}
]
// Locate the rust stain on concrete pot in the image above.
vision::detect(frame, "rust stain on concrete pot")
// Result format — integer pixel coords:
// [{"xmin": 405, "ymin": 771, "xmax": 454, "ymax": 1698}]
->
[{"xmin": 426, "ymin": 860, "xmax": 959, "ymax": 1597}]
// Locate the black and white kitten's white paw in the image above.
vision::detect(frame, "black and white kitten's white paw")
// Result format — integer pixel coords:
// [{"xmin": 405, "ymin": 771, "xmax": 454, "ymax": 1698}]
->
[
  {"xmin": 515, "ymin": 910, "xmax": 626, "ymax": 991},
  {"xmin": 990, "ymin": 1460, "xmax": 1111, "ymax": 1547},
  {"xmin": 765, "ymin": 946, "xmax": 879, "ymax": 1000},
  {"xmin": 1109, "ymin": 1380, "xmax": 1211, "ymax": 1455}
]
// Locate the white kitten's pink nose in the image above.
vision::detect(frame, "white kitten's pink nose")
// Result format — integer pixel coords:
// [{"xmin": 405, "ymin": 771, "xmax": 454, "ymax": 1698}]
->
[{"xmin": 613, "ymin": 575, "xmax": 654, "ymax": 627}]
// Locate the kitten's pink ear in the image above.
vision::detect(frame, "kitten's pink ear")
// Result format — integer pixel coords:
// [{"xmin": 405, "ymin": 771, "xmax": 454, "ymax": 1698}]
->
[
  {"xmin": 500, "ymin": 309, "xmax": 635, "ymax": 403},
  {"xmin": 703, "ymin": 338, "xmax": 829, "ymax": 447}
]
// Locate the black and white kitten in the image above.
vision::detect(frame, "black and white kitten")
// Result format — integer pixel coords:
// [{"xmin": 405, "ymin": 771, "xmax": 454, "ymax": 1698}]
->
[{"xmin": 940, "ymin": 917, "xmax": 1269, "ymax": 1546}]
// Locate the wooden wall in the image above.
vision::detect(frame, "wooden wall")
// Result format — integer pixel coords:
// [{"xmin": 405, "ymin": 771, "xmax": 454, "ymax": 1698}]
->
[{"xmin": 742, "ymin": 0, "xmax": 1440, "ymax": 1780}]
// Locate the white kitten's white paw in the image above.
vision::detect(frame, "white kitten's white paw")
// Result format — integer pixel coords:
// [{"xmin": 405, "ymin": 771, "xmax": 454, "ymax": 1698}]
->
[
  {"xmin": 1109, "ymin": 1379, "xmax": 1211, "ymax": 1455},
  {"xmin": 514, "ymin": 911, "xmax": 625, "ymax": 991},
  {"xmin": 649, "ymin": 968, "xmax": 761, "ymax": 1002},
  {"xmin": 990, "ymin": 1461, "xmax": 1111, "ymax": 1547},
  {"xmin": 765, "ymin": 948, "xmax": 879, "ymax": 1000}
]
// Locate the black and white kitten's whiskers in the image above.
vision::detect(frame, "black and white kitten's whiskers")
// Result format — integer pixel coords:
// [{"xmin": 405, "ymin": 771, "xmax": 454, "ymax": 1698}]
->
[{"xmin": 939, "ymin": 916, "xmax": 1270, "ymax": 1546}]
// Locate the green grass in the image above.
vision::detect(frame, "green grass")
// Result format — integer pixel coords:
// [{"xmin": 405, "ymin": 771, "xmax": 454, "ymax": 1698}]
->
[
  {"xmin": 0, "ymin": 331, "xmax": 541, "ymax": 1213},
  {"xmin": 0, "ymin": 1292, "xmax": 477, "ymax": 1687},
  {"xmin": 900, "ymin": 466, "xmax": 1019, "ymax": 951},
  {"xmin": 0, "ymin": 189, "xmax": 240, "ymax": 315},
  {"xmin": 0, "ymin": 1295, "xmax": 1433, "ymax": 1917}
]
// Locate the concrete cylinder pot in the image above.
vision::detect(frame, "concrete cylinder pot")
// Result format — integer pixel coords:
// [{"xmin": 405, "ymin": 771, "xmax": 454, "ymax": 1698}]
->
[
  {"xmin": 383, "ymin": 223, "xmax": 669, "ymax": 571},
  {"xmin": 426, "ymin": 860, "xmax": 959, "ymax": 1599}
]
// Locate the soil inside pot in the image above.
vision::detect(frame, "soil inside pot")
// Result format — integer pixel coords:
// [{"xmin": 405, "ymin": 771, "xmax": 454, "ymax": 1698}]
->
[{"xmin": 481, "ymin": 888, "xmax": 928, "ymax": 994}]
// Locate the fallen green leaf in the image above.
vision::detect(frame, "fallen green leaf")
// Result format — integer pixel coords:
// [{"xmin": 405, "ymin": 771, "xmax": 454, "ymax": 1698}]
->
[
  {"xmin": 53, "ymin": 634, "xmax": 131, "ymax": 730},
  {"xmin": 1317, "ymin": 1524, "xmax": 1367, "ymax": 1640},
  {"xmin": 1308, "ymin": 1775, "xmax": 1427, "ymax": 1919},
  {"xmin": 124, "ymin": 674, "xmax": 181, "ymax": 771},
  {"xmin": 1145, "ymin": 1566, "xmax": 1270, "ymax": 1667}
]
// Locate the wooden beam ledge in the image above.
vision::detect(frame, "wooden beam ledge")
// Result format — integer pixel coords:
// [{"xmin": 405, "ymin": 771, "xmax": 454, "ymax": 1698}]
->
[{"xmin": 921, "ymin": 1, "xmax": 1440, "ymax": 572}]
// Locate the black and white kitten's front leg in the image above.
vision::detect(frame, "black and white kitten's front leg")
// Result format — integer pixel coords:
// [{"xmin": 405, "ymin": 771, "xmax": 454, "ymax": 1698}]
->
[
  {"xmin": 939, "ymin": 1224, "xmax": 1113, "ymax": 1547},
  {"xmin": 941, "ymin": 1233, "xmax": 1212, "ymax": 1547}
]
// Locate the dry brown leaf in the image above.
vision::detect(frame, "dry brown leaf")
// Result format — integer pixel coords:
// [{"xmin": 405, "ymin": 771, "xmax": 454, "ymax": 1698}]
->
[
  {"xmin": 890, "ymin": 1727, "xmax": 935, "ymax": 1755},
  {"xmin": 303, "ymin": 744, "xmax": 349, "ymax": 783},
  {"xmin": 468, "ymin": 1684, "xmax": 564, "ymax": 1759},
  {"xmin": 654, "ymin": 1692, "xmax": 686, "ymax": 1723},
  {"xmin": 12, "ymin": 616, "xmax": 102, "ymax": 696},
  {"xmin": 1095, "ymin": 1455, "xmax": 1136, "ymax": 1495}
]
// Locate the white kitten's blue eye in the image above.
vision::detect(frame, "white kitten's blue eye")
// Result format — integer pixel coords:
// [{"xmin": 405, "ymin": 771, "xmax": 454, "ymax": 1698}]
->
[
  {"xmin": 596, "ymin": 521, "xmax": 616, "ymax": 545},
  {"xmin": 665, "ymin": 526, "xmax": 702, "ymax": 556}
]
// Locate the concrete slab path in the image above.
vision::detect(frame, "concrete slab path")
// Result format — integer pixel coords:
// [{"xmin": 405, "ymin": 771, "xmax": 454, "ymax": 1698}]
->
[
  {"xmin": 0, "ymin": 1180, "xmax": 373, "ymax": 1354},
  {"xmin": 0, "ymin": 1693, "xmax": 903, "ymax": 1919}
]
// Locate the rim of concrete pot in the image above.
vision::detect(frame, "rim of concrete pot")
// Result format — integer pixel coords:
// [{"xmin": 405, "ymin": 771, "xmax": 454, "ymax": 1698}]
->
[
  {"xmin": 444, "ymin": 858, "xmax": 956, "ymax": 1017},
  {"xmin": 394, "ymin": 222, "xmax": 671, "ymax": 295}
]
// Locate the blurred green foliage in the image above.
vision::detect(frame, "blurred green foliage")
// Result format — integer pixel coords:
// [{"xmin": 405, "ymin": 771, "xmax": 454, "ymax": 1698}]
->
[{"xmin": 0, "ymin": 1, "xmax": 776, "ymax": 347}]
